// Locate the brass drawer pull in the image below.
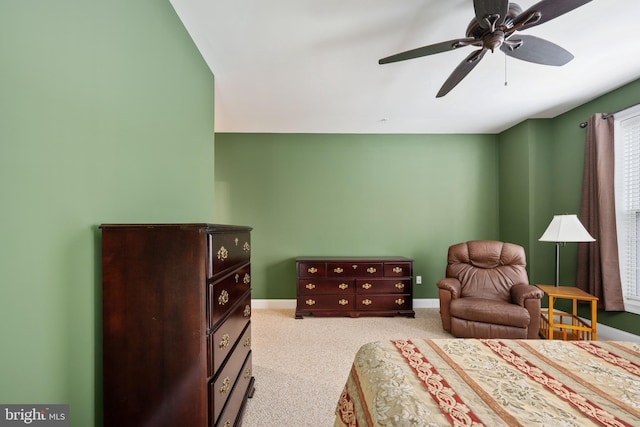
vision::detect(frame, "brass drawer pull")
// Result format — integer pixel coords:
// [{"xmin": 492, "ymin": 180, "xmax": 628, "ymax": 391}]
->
[
  {"xmin": 217, "ymin": 246, "xmax": 228, "ymax": 261},
  {"xmin": 244, "ymin": 367, "xmax": 252, "ymax": 380},
  {"xmin": 395, "ymin": 282, "xmax": 405, "ymax": 289},
  {"xmin": 393, "ymin": 266, "xmax": 403, "ymax": 273},
  {"xmin": 218, "ymin": 290, "xmax": 229, "ymax": 305},
  {"xmin": 307, "ymin": 267, "xmax": 318, "ymax": 274},
  {"xmin": 219, "ymin": 334, "xmax": 230, "ymax": 350},
  {"xmin": 338, "ymin": 299, "xmax": 348, "ymax": 306},
  {"xmin": 220, "ymin": 377, "xmax": 230, "ymax": 395},
  {"xmin": 243, "ymin": 241, "xmax": 250, "ymax": 252},
  {"xmin": 306, "ymin": 283, "xmax": 316, "ymax": 290},
  {"xmin": 244, "ymin": 337, "xmax": 251, "ymax": 347},
  {"xmin": 244, "ymin": 304, "xmax": 251, "ymax": 317},
  {"xmin": 306, "ymin": 299, "xmax": 316, "ymax": 306},
  {"xmin": 243, "ymin": 273, "xmax": 251, "ymax": 285},
  {"xmin": 395, "ymin": 298, "xmax": 405, "ymax": 305},
  {"xmin": 362, "ymin": 283, "xmax": 372, "ymax": 290},
  {"xmin": 338, "ymin": 283, "xmax": 348, "ymax": 290},
  {"xmin": 333, "ymin": 267, "xmax": 344, "ymax": 273},
  {"xmin": 362, "ymin": 299, "xmax": 372, "ymax": 306},
  {"xmin": 366, "ymin": 267, "xmax": 377, "ymax": 274}
]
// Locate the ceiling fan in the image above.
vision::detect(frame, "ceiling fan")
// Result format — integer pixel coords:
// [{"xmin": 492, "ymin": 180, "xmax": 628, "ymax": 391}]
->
[{"xmin": 379, "ymin": 0, "xmax": 592, "ymax": 97}]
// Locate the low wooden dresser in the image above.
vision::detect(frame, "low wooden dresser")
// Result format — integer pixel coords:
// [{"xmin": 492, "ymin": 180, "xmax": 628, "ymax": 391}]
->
[
  {"xmin": 295, "ymin": 256, "xmax": 415, "ymax": 318},
  {"xmin": 101, "ymin": 223, "xmax": 254, "ymax": 427}
]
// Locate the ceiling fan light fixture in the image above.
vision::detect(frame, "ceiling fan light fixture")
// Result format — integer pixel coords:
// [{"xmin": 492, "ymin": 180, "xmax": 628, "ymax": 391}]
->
[{"xmin": 484, "ymin": 30, "xmax": 505, "ymax": 52}]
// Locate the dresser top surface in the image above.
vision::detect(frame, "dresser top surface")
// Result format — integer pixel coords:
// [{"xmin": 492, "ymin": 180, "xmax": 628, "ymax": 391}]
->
[
  {"xmin": 296, "ymin": 256, "xmax": 412, "ymax": 262},
  {"xmin": 100, "ymin": 223, "xmax": 252, "ymax": 232}
]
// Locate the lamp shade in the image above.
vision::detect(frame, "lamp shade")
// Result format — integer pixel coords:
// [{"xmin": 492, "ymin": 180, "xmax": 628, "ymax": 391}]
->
[{"xmin": 539, "ymin": 214, "xmax": 595, "ymax": 242}]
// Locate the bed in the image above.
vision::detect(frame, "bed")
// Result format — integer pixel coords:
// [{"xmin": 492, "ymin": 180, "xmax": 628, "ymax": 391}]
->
[{"xmin": 334, "ymin": 339, "xmax": 640, "ymax": 426}]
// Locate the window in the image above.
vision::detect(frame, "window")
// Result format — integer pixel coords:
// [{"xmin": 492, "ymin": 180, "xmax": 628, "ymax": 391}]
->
[{"xmin": 614, "ymin": 105, "xmax": 640, "ymax": 315}]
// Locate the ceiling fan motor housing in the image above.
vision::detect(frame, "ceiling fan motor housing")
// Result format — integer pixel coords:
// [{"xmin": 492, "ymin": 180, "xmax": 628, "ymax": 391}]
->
[{"xmin": 466, "ymin": 3, "xmax": 522, "ymax": 41}]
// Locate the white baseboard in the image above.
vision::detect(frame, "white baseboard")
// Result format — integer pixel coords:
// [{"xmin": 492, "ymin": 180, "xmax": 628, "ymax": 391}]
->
[
  {"xmin": 595, "ymin": 321, "xmax": 640, "ymax": 342},
  {"xmin": 252, "ymin": 298, "xmax": 639, "ymax": 342},
  {"xmin": 412, "ymin": 298, "xmax": 440, "ymax": 308},
  {"xmin": 251, "ymin": 298, "xmax": 440, "ymax": 310},
  {"xmin": 252, "ymin": 299, "xmax": 297, "ymax": 309}
]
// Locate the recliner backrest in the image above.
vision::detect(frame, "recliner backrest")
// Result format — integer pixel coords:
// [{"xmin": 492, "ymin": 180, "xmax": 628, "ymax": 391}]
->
[{"xmin": 446, "ymin": 240, "xmax": 529, "ymax": 302}]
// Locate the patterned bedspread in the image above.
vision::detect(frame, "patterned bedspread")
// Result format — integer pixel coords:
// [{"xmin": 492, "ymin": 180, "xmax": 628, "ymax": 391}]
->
[{"xmin": 334, "ymin": 339, "xmax": 640, "ymax": 427}]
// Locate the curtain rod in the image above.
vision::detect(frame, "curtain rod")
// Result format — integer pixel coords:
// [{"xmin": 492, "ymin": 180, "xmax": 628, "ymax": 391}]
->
[{"xmin": 579, "ymin": 101, "xmax": 640, "ymax": 128}]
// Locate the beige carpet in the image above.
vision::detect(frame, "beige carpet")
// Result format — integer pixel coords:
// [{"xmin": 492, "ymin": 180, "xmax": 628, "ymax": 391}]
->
[{"xmin": 242, "ymin": 308, "xmax": 452, "ymax": 426}]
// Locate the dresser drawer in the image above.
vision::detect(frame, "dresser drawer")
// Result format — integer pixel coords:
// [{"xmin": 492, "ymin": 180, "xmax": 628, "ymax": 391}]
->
[
  {"xmin": 297, "ymin": 262, "xmax": 326, "ymax": 277},
  {"xmin": 297, "ymin": 294, "xmax": 354, "ymax": 311},
  {"xmin": 208, "ymin": 264, "xmax": 251, "ymax": 330},
  {"xmin": 208, "ymin": 231, "xmax": 251, "ymax": 278},
  {"xmin": 209, "ymin": 339, "xmax": 252, "ymax": 425},
  {"xmin": 383, "ymin": 262, "xmax": 412, "ymax": 277},
  {"xmin": 214, "ymin": 351, "xmax": 253, "ymax": 427},
  {"xmin": 356, "ymin": 278, "xmax": 412, "ymax": 294},
  {"xmin": 357, "ymin": 294, "xmax": 411, "ymax": 311},
  {"xmin": 210, "ymin": 293, "xmax": 251, "ymax": 376},
  {"xmin": 297, "ymin": 279, "xmax": 354, "ymax": 295},
  {"xmin": 209, "ymin": 320, "xmax": 251, "ymax": 379},
  {"xmin": 327, "ymin": 262, "xmax": 383, "ymax": 277}
]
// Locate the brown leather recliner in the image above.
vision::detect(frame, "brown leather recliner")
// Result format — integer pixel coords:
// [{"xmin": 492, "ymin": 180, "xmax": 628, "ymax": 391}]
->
[{"xmin": 437, "ymin": 240, "xmax": 543, "ymax": 339}]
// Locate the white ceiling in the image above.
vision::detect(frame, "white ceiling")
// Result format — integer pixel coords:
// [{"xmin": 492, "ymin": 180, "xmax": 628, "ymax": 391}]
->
[{"xmin": 169, "ymin": 0, "xmax": 640, "ymax": 134}]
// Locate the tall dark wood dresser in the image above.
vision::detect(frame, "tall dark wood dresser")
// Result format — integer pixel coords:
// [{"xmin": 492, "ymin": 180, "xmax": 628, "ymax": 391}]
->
[{"xmin": 100, "ymin": 224, "xmax": 254, "ymax": 427}]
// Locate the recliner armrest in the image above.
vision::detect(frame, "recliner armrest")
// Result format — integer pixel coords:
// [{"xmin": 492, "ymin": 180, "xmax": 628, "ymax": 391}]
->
[
  {"xmin": 510, "ymin": 283, "xmax": 544, "ymax": 306},
  {"xmin": 437, "ymin": 278, "xmax": 461, "ymax": 299}
]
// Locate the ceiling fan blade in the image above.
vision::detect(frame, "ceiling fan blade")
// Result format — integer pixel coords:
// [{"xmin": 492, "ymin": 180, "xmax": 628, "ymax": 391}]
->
[
  {"xmin": 379, "ymin": 37, "xmax": 477, "ymax": 64},
  {"xmin": 512, "ymin": 0, "xmax": 592, "ymax": 31},
  {"xmin": 474, "ymin": 0, "xmax": 509, "ymax": 28},
  {"xmin": 501, "ymin": 35, "xmax": 574, "ymax": 66},
  {"xmin": 436, "ymin": 49, "xmax": 487, "ymax": 98}
]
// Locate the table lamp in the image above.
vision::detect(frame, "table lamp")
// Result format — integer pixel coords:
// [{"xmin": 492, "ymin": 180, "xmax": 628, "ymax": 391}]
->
[{"xmin": 539, "ymin": 214, "xmax": 595, "ymax": 286}]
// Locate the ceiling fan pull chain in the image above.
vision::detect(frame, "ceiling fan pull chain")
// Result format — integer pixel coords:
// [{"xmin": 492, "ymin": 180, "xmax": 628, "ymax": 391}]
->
[{"xmin": 504, "ymin": 54, "xmax": 508, "ymax": 87}]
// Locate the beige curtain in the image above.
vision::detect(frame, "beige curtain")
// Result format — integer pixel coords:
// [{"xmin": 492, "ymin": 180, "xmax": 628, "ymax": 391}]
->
[{"xmin": 576, "ymin": 113, "xmax": 625, "ymax": 310}]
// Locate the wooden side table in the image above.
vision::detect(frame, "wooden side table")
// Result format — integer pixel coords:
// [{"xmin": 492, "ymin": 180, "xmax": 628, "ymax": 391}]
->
[{"xmin": 536, "ymin": 284, "xmax": 598, "ymax": 340}]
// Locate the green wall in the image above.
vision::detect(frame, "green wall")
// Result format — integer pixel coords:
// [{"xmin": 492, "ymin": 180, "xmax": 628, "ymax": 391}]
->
[
  {"xmin": 0, "ymin": 1, "xmax": 215, "ymax": 426},
  {"xmin": 497, "ymin": 122, "xmax": 533, "ymax": 252},
  {"xmin": 498, "ymin": 119, "xmax": 554, "ymax": 282},
  {"xmin": 214, "ymin": 133, "xmax": 499, "ymax": 300}
]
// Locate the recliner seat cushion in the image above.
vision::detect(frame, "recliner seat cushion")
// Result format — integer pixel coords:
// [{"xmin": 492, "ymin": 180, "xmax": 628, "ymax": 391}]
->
[
  {"xmin": 450, "ymin": 297, "xmax": 531, "ymax": 328},
  {"xmin": 450, "ymin": 318, "xmax": 527, "ymax": 339}
]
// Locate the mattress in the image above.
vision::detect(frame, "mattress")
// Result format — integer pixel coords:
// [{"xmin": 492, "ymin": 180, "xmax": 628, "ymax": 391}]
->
[{"xmin": 334, "ymin": 338, "xmax": 640, "ymax": 426}]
